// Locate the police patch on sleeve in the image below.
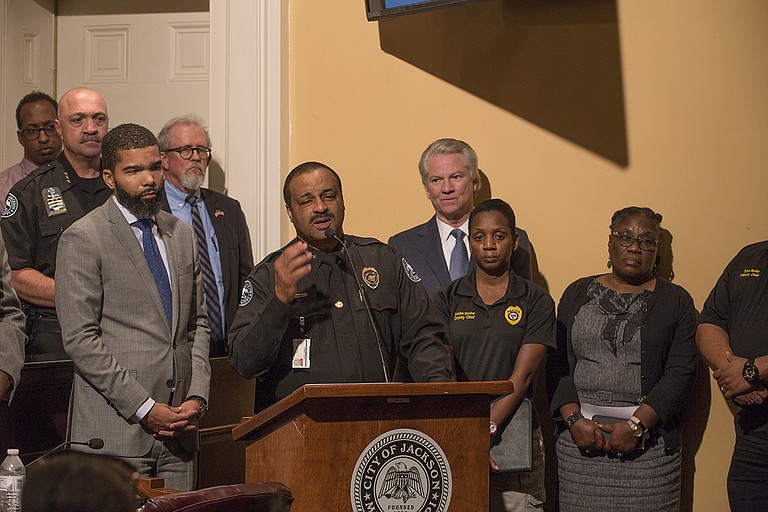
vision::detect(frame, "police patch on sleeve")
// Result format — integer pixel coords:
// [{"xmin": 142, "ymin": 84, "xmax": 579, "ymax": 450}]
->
[
  {"xmin": 402, "ymin": 258, "xmax": 421, "ymax": 283},
  {"xmin": 239, "ymin": 280, "xmax": 254, "ymax": 307},
  {"xmin": 2, "ymin": 193, "xmax": 18, "ymax": 219}
]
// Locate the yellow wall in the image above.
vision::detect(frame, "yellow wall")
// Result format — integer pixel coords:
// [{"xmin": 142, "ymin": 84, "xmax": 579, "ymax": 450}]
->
[{"xmin": 289, "ymin": 1, "xmax": 768, "ymax": 510}]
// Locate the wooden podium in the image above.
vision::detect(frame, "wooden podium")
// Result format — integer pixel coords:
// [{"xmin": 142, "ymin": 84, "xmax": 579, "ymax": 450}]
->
[{"xmin": 232, "ymin": 381, "xmax": 513, "ymax": 511}]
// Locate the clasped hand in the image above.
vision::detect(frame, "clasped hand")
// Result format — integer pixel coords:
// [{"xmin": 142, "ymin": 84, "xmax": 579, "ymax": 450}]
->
[
  {"xmin": 143, "ymin": 400, "xmax": 201, "ymax": 438},
  {"xmin": 569, "ymin": 418, "xmax": 640, "ymax": 456},
  {"xmin": 713, "ymin": 351, "xmax": 767, "ymax": 406}
]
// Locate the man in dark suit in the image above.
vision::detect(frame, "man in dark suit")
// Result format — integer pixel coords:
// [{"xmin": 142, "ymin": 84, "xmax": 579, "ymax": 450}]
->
[
  {"xmin": 388, "ymin": 138, "xmax": 533, "ymax": 296},
  {"xmin": 56, "ymin": 123, "xmax": 210, "ymax": 491},
  {"xmin": 157, "ymin": 116, "xmax": 253, "ymax": 356}
]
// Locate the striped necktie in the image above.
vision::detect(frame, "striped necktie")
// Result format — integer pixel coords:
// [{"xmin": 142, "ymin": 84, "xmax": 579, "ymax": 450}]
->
[{"xmin": 185, "ymin": 195, "xmax": 225, "ymax": 354}]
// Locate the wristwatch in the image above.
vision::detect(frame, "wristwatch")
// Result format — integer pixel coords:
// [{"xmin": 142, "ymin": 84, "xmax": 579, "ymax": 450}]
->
[
  {"xmin": 490, "ymin": 421, "xmax": 498, "ymax": 436},
  {"xmin": 626, "ymin": 417, "xmax": 646, "ymax": 438},
  {"xmin": 743, "ymin": 359, "xmax": 760, "ymax": 384},
  {"xmin": 188, "ymin": 396, "xmax": 208, "ymax": 419}
]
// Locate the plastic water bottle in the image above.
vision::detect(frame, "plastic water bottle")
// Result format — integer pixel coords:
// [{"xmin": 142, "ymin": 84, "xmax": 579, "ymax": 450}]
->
[{"xmin": 0, "ymin": 449, "xmax": 25, "ymax": 512}]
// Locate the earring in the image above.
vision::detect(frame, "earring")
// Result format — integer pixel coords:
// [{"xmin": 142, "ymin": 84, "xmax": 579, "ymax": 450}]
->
[{"xmin": 607, "ymin": 259, "xmax": 612, "ymax": 269}]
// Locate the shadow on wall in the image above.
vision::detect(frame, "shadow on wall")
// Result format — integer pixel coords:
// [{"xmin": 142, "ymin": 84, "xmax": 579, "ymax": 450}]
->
[
  {"xmin": 681, "ymin": 355, "xmax": 713, "ymax": 512},
  {"xmin": 377, "ymin": 0, "xmax": 628, "ymax": 166}
]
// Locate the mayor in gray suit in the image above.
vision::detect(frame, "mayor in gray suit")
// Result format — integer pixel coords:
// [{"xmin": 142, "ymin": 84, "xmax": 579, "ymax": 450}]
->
[
  {"xmin": 389, "ymin": 138, "xmax": 533, "ymax": 295},
  {"xmin": 56, "ymin": 123, "xmax": 210, "ymax": 491}
]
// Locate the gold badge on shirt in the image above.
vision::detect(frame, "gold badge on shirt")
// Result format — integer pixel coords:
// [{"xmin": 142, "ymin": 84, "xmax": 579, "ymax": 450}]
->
[
  {"xmin": 505, "ymin": 305, "xmax": 523, "ymax": 326},
  {"xmin": 42, "ymin": 187, "xmax": 67, "ymax": 217},
  {"xmin": 362, "ymin": 267, "xmax": 380, "ymax": 289}
]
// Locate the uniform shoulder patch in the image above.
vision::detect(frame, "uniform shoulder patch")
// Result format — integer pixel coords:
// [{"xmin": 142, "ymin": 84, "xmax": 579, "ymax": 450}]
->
[
  {"xmin": 402, "ymin": 258, "xmax": 421, "ymax": 283},
  {"xmin": 239, "ymin": 280, "xmax": 254, "ymax": 307},
  {"xmin": 2, "ymin": 193, "xmax": 18, "ymax": 219}
]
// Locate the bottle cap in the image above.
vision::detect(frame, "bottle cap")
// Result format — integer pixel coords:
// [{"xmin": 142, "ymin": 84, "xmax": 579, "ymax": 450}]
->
[{"xmin": 7, "ymin": 449, "xmax": 19, "ymax": 455}]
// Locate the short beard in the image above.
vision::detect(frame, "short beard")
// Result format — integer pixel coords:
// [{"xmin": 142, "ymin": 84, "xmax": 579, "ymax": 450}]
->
[
  {"xmin": 179, "ymin": 170, "xmax": 205, "ymax": 192},
  {"xmin": 115, "ymin": 182, "xmax": 163, "ymax": 219}
]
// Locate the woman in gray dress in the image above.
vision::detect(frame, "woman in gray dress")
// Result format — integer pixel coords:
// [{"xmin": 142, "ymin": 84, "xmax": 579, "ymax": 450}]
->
[{"xmin": 547, "ymin": 206, "xmax": 698, "ymax": 511}]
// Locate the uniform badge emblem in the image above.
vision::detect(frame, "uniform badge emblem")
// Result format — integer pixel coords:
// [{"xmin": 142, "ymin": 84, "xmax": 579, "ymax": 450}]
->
[
  {"xmin": 402, "ymin": 258, "xmax": 421, "ymax": 283},
  {"xmin": 505, "ymin": 305, "xmax": 523, "ymax": 326},
  {"xmin": 42, "ymin": 187, "xmax": 67, "ymax": 217},
  {"xmin": 239, "ymin": 280, "xmax": 254, "ymax": 307},
  {"xmin": 351, "ymin": 428, "xmax": 452, "ymax": 512},
  {"xmin": 362, "ymin": 267, "xmax": 380, "ymax": 289},
  {"xmin": 2, "ymin": 193, "xmax": 18, "ymax": 219}
]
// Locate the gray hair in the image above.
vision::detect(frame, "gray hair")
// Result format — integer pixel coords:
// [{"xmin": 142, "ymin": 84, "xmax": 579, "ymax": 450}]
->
[
  {"xmin": 157, "ymin": 115, "xmax": 211, "ymax": 151},
  {"xmin": 418, "ymin": 138, "xmax": 480, "ymax": 190}
]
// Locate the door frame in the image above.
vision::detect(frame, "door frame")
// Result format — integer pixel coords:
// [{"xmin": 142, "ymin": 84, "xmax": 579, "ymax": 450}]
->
[{"xmin": 210, "ymin": 0, "xmax": 286, "ymax": 260}]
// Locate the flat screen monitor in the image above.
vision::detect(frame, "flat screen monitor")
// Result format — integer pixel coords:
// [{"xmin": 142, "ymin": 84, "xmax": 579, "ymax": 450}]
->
[{"xmin": 365, "ymin": 0, "xmax": 489, "ymax": 21}]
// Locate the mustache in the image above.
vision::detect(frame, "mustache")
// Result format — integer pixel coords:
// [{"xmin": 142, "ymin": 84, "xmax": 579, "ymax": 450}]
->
[
  {"xmin": 140, "ymin": 185, "xmax": 160, "ymax": 197},
  {"xmin": 310, "ymin": 210, "xmax": 334, "ymax": 222},
  {"xmin": 80, "ymin": 135, "xmax": 101, "ymax": 143}
]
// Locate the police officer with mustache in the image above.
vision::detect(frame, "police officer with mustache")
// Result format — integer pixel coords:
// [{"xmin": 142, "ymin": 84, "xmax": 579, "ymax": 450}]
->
[
  {"xmin": 229, "ymin": 161, "xmax": 453, "ymax": 412},
  {"xmin": 1, "ymin": 87, "xmax": 111, "ymax": 361}
]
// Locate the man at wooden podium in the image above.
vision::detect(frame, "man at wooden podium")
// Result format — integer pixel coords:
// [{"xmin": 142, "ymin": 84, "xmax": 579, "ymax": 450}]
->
[{"xmin": 229, "ymin": 161, "xmax": 453, "ymax": 411}]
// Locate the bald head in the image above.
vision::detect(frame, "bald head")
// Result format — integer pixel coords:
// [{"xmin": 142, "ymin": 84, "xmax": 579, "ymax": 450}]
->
[{"xmin": 55, "ymin": 87, "xmax": 109, "ymax": 162}]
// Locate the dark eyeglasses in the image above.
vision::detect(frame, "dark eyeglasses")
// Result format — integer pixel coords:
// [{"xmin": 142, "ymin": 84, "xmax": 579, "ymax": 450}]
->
[
  {"xmin": 611, "ymin": 232, "xmax": 658, "ymax": 251},
  {"xmin": 164, "ymin": 146, "xmax": 212, "ymax": 160},
  {"xmin": 18, "ymin": 123, "xmax": 57, "ymax": 141}
]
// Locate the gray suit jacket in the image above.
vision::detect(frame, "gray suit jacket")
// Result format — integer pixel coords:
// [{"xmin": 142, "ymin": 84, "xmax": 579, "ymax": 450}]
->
[
  {"xmin": 0, "ymin": 234, "xmax": 26, "ymax": 402},
  {"xmin": 388, "ymin": 215, "xmax": 533, "ymax": 296},
  {"xmin": 55, "ymin": 198, "xmax": 210, "ymax": 458}
]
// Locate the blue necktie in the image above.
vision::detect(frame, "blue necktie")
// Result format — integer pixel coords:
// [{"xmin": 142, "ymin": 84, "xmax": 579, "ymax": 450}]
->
[
  {"xmin": 133, "ymin": 218, "xmax": 172, "ymax": 331},
  {"xmin": 449, "ymin": 228, "xmax": 468, "ymax": 280},
  {"xmin": 185, "ymin": 195, "xmax": 224, "ymax": 354}
]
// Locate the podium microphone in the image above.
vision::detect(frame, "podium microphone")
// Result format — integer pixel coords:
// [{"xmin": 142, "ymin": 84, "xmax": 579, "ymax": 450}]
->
[
  {"xmin": 26, "ymin": 438, "xmax": 105, "ymax": 467},
  {"xmin": 324, "ymin": 228, "xmax": 390, "ymax": 383}
]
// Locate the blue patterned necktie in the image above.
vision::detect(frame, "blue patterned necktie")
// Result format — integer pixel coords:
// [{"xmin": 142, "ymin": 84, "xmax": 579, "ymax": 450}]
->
[
  {"xmin": 132, "ymin": 218, "xmax": 172, "ymax": 331},
  {"xmin": 449, "ymin": 228, "xmax": 468, "ymax": 281},
  {"xmin": 185, "ymin": 195, "xmax": 225, "ymax": 354}
]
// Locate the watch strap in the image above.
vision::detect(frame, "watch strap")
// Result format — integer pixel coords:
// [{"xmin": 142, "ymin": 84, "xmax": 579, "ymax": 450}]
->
[{"xmin": 565, "ymin": 411, "xmax": 584, "ymax": 430}]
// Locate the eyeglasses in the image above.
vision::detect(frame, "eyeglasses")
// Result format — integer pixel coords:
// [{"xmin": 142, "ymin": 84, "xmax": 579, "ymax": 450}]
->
[
  {"xmin": 18, "ymin": 123, "xmax": 57, "ymax": 141},
  {"xmin": 611, "ymin": 231, "xmax": 658, "ymax": 251},
  {"xmin": 165, "ymin": 146, "xmax": 212, "ymax": 160}
]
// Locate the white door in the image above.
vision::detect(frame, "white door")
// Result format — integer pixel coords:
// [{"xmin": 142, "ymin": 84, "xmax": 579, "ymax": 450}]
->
[
  {"xmin": 0, "ymin": 0, "xmax": 56, "ymax": 169},
  {"xmin": 56, "ymin": 7, "xmax": 209, "ymax": 138}
]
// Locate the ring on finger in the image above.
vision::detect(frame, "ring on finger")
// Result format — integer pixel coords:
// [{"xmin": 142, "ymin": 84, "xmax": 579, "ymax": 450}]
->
[{"xmin": 720, "ymin": 385, "xmax": 727, "ymax": 393}]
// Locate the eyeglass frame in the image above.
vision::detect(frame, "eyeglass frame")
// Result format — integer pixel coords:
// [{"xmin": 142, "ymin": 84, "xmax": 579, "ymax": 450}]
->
[
  {"xmin": 18, "ymin": 122, "xmax": 58, "ymax": 141},
  {"xmin": 611, "ymin": 231, "xmax": 659, "ymax": 251},
  {"xmin": 163, "ymin": 146, "xmax": 212, "ymax": 160}
]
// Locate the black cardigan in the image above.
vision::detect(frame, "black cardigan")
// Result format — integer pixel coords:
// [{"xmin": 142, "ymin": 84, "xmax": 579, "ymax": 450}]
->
[{"xmin": 547, "ymin": 276, "xmax": 698, "ymax": 452}]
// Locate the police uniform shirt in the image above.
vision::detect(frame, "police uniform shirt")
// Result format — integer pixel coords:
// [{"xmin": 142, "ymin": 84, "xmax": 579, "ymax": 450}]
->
[
  {"xmin": 1, "ymin": 153, "xmax": 111, "ymax": 283},
  {"xmin": 433, "ymin": 268, "xmax": 556, "ymax": 387},
  {"xmin": 229, "ymin": 235, "xmax": 453, "ymax": 410},
  {"xmin": 700, "ymin": 241, "xmax": 768, "ymax": 435},
  {"xmin": 699, "ymin": 241, "xmax": 768, "ymax": 360}
]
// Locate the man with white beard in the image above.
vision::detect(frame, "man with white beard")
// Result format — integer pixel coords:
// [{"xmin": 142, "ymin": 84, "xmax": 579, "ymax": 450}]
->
[{"xmin": 157, "ymin": 116, "xmax": 253, "ymax": 357}]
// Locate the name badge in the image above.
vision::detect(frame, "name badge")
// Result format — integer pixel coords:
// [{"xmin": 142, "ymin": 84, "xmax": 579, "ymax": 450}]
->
[{"xmin": 292, "ymin": 337, "xmax": 311, "ymax": 369}]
